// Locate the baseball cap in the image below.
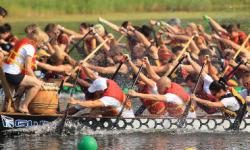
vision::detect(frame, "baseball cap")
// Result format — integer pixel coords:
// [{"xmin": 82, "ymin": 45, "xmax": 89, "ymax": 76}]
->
[{"xmin": 88, "ymin": 78, "xmax": 107, "ymax": 93}]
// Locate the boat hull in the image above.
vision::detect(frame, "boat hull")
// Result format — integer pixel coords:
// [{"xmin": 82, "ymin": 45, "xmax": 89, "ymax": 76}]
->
[{"xmin": 1, "ymin": 112, "xmax": 250, "ymax": 132}]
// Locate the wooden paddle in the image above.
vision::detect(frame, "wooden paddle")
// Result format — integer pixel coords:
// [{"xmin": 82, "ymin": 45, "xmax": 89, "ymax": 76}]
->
[
  {"xmin": 111, "ymin": 64, "xmax": 143, "ymax": 129},
  {"xmin": 111, "ymin": 55, "xmax": 128, "ymax": 80},
  {"xmin": 98, "ymin": 17, "xmax": 127, "ymax": 43},
  {"xmin": 56, "ymin": 38, "xmax": 109, "ymax": 134},
  {"xmin": 221, "ymin": 34, "xmax": 250, "ymax": 77},
  {"xmin": 177, "ymin": 59, "xmax": 207, "ymax": 128},
  {"xmin": 164, "ymin": 36, "xmax": 194, "ymax": 77},
  {"xmin": 98, "ymin": 17, "xmax": 120, "ymax": 32},
  {"xmin": 64, "ymin": 38, "xmax": 110, "ymax": 83},
  {"xmin": 57, "ymin": 67, "xmax": 81, "ymax": 135}
]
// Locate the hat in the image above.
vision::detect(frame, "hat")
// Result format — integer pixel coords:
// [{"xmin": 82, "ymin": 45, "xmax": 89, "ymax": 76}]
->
[
  {"xmin": 167, "ymin": 18, "xmax": 181, "ymax": 26},
  {"xmin": 88, "ymin": 78, "xmax": 107, "ymax": 93}
]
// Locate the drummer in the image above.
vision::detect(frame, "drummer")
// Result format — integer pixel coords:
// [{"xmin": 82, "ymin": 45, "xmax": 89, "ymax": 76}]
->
[{"xmin": 2, "ymin": 28, "xmax": 48, "ymax": 113}]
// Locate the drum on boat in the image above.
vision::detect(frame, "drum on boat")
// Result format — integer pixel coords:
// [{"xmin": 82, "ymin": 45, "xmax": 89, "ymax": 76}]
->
[{"xmin": 28, "ymin": 83, "xmax": 59, "ymax": 114}]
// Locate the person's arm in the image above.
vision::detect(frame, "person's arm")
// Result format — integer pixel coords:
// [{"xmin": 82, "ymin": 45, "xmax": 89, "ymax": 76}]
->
[
  {"xmin": 70, "ymin": 98, "xmax": 104, "ymax": 108},
  {"xmin": 168, "ymin": 33, "xmax": 200, "ymax": 55},
  {"xmin": 58, "ymin": 25, "xmax": 82, "ymax": 37},
  {"xmin": 76, "ymin": 78, "xmax": 91, "ymax": 88},
  {"xmin": 88, "ymin": 63, "xmax": 128, "ymax": 74},
  {"xmin": 186, "ymin": 53, "xmax": 207, "ymax": 79},
  {"xmin": 191, "ymin": 94, "xmax": 224, "ymax": 108},
  {"xmin": 25, "ymin": 56, "xmax": 35, "ymax": 77},
  {"xmin": 207, "ymin": 58, "xmax": 219, "ymax": 81},
  {"xmin": 128, "ymin": 59, "xmax": 155, "ymax": 88},
  {"xmin": 144, "ymin": 57, "xmax": 160, "ymax": 81},
  {"xmin": 128, "ymin": 90, "xmax": 166, "ymax": 101},
  {"xmin": 213, "ymin": 34, "xmax": 250, "ymax": 59},
  {"xmin": 80, "ymin": 65, "xmax": 98, "ymax": 80},
  {"xmin": 37, "ymin": 62, "xmax": 72, "ymax": 73},
  {"xmin": 64, "ymin": 53, "xmax": 77, "ymax": 66},
  {"xmin": 93, "ymin": 33, "xmax": 110, "ymax": 52},
  {"xmin": 128, "ymin": 26, "xmax": 159, "ymax": 63},
  {"xmin": 205, "ymin": 16, "xmax": 228, "ymax": 34}
]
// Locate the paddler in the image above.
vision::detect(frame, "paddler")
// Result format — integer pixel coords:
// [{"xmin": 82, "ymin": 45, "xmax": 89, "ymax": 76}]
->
[
  {"xmin": 127, "ymin": 57, "xmax": 194, "ymax": 118},
  {"xmin": 127, "ymin": 57, "xmax": 167, "ymax": 116},
  {"xmin": 69, "ymin": 65, "xmax": 134, "ymax": 118},
  {"xmin": 191, "ymin": 80, "xmax": 247, "ymax": 118}
]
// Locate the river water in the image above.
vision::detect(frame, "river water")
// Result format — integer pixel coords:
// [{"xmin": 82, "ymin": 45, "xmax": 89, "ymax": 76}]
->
[
  {"xmin": 1, "ymin": 129, "xmax": 250, "ymax": 150},
  {"xmin": 1, "ymin": 91, "xmax": 250, "ymax": 150}
]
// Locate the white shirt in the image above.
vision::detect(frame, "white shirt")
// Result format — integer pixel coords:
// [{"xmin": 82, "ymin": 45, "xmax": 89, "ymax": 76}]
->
[
  {"xmin": 203, "ymin": 74, "xmax": 214, "ymax": 95},
  {"xmin": 150, "ymin": 82, "xmax": 158, "ymax": 94},
  {"xmin": 164, "ymin": 93, "xmax": 184, "ymax": 105},
  {"xmin": 221, "ymin": 96, "xmax": 240, "ymax": 112},
  {"xmin": 3, "ymin": 44, "xmax": 36, "ymax": 74},
  {"xmin": 100, "ymin": 96, "xmax": 135, "ymax": 118}
]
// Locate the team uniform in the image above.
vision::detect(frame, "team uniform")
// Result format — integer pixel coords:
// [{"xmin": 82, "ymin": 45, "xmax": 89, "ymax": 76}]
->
[{"xmin": 3, "ymin": 38, "xmax": 36, "ymax": 85}]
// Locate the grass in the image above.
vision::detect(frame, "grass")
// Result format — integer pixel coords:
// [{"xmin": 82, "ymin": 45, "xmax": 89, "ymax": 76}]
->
[
  {"xmin": 1, "ymin": 0, "xmax": 250, "ymax": 16},
  {"xmin": 5, "ymin": 11, "xmax": 250, "ymax": 38}
]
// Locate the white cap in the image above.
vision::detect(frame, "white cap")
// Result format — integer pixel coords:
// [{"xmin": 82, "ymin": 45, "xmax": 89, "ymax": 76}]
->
[{"xmin": 88, "ymin": 78, "xmax": 107, "ymax": 93}]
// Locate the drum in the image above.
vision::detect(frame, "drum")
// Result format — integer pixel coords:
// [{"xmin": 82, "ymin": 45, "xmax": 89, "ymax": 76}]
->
[{"xmin": 29, "ymin": 83, "xmax": 59, "ymax": 114}]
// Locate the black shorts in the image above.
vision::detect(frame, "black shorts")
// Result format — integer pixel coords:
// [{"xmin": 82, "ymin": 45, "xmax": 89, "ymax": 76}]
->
[{"xmin": 5, "ymin": 73, "xmax": 25, "ymax": 86}]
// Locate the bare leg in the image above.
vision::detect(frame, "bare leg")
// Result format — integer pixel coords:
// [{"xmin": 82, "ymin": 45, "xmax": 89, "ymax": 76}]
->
[
  {"xmin": 14, "ymin": 86, "xmax": 25, "ymax": 110},
  {"xmin": 18, "ymin": 75, "xmax": 42, "ymax": 113}
]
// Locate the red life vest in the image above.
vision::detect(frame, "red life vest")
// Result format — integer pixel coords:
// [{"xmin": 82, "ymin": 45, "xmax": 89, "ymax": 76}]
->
[
  {"xmin": 140, "ymin": 85, "xmax": 166, "ymax": 115},
  {"xmin": 102, "ymin": 80, "xmax": 131, "ymax": 116},
  {"xmin": 231, "ymin": 31, "xmax": 249, "ymax": 47},
  {"xmin": 164, "ymin": 82, "xmax": 190, "ymax": 117},
  {"xmin": 4, "ymin": 38, "xmax": 37, "ymax": 74}
]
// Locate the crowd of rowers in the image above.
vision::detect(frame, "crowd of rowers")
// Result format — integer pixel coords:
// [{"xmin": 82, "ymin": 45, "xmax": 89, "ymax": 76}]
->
[{"xmin": 0, "ymin": 6, "xmax": 250, "ymax": 118}]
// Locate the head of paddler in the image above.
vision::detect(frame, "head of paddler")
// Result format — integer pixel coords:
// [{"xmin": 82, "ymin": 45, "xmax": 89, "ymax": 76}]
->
[
  {"xmin": 0, "ymin": 6, "xmax": 7, "ymax": 22},
  {"xmin": 44, "ymin": 23, "xmax": 61, "ymax": 40},
  {"xmin": 198, "ymin": 49, "xmax": 212, "ymax": 64},
  {"xmin": 0, "ymin": 23, "xmax": 11, "ymax": 40},
  {"xmin": 79, "ymin": 22, "xmax": 92, "ymax": 35},
  {"xmin": 27, "ymin": 27, "xmax": 49, "ymax": 48},
  {"xmin": 24, "ymin": 24, "xmax": 38, "ymax": 35},
  {"xmin": 185, "ymin": 73, "xmax": 203, "ymax": 93},
  {"xmin": 132, "ymin": 43, "xmax": 146, "ymax": 59},
  {"xmin": 209, "ymin": 80, "xmax": 227, "ymax": 99},
  {"xmin": 227, "ymin": 23, "xmax": 239, "ymax": 38},
  {"xmin": 156, "ymin": 76, "xmax": 171, "ymax": 94},
  {"xmin": 88, "ymin": 78, "xmax": 108, "ymax": 96}
]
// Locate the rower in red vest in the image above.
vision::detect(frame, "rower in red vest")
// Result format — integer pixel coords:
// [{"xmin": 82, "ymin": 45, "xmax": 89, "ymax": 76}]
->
[
  {"xmin": 70, "ymin": 77, "xmax": 135, "ymax": 118},
  {"xmin": 127, "ymin": 56, "xmax": 195, "ymax": 117},
  {"xmin": 128, "ymin": 76, "xmax": 193, "ymax": 117},
  {"xmin": 227, "ymin": 24, "xmax": 249, "ymax": 47},
  {"xmin": 127, "ymin": 58, "xmax": 166, "ymax": 116},
  {"xmin": 185, "ymin": 73, "xmax": 219, "ymax": 114},
  {"xmin": 2, "ymin": 28, "xmax": 48, "ymax": 113}
]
